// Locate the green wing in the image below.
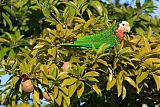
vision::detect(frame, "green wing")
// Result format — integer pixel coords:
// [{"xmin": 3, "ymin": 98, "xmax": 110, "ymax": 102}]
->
[{"xmin": 63, "ymin": 28, "xmax": 120, "ymax": 49}]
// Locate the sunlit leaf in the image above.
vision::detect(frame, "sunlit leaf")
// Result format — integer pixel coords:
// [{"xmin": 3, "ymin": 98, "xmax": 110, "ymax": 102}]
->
[
  {"xmin": 106, "ymin": 78, "xmax": 116, "ymax": 90},
  {"xmin": 151, "ymin": 74, "xmax": 160, "ymax": 90},
  {"xmin": 61, "ymin": 77, "xmax": 77, "ymax": 87},
  {"xmin": 33, "ymin": 89, "xmax": 40, "ymax": 105},
  {"xmin": 124, "ymin": 77, "xmax": 136, "ymax": 88},
  {"xmin": 84, "ymin": 71, "xmax": 99, "ymax": 77},
  {"xmin": 77, "ymin": 81, "xmax": 84, "ymax": 98},
  {"xmin": 122, "ymin": 85, "xmax": 126, "ymax": 100}
]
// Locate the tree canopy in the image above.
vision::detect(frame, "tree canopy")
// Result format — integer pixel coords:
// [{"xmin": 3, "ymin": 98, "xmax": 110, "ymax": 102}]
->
[{"xmin": 0, "ymin": 0, "xmax": 160, "ymax": 106}]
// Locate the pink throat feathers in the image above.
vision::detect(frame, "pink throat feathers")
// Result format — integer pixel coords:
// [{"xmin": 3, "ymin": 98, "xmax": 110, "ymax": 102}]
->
[{"xmin": 116, "ymin": 29, "xmax": 124, "ymax": 40}]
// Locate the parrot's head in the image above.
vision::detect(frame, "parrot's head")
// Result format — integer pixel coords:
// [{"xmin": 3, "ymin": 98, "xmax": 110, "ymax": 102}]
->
[{"xmin": 116, "ymin": 21, "xmax": 130, "ymax": 40}]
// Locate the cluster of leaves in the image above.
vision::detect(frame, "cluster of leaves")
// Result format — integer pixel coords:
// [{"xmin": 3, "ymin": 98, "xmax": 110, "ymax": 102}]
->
[{"xmin": 0, "ymin": 0, "xmax": 160, "ymax": 106}]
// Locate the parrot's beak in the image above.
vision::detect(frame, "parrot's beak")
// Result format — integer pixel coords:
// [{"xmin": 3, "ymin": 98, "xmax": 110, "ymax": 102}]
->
[{"xmin": 126, "ymin": 26, "xmax": 130, "ymax": 32}]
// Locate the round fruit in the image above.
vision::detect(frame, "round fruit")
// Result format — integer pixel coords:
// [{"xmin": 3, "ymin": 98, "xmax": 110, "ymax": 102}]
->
[
  {"xmin": 43, "ymin": 91, "xmax": 51, "ymax": 101},
  {"xmin": 62, "ymin": 62, "xmax": 71, "ymax": 72},
  {"xmin": 22, "ymin": 79, "xmax": 34, "ymax": 92}
]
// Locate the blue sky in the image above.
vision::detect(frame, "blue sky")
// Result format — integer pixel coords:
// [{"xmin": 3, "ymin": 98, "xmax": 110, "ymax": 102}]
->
[{"xmin": 102, "ymin": 0, "xmax": 160, "ymax": 17}]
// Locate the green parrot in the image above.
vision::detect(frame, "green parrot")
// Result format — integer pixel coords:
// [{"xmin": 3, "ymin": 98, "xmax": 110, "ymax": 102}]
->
[{"xmin": 63, "ymin": 21, "xmax": 130, "ymax": 49}]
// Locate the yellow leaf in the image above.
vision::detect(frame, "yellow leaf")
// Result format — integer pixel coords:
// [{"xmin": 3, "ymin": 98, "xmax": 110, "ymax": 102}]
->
[
  {"xmin": 136, "ymin": 72, "xmax": 148, "ymax": 85},
  {"xmin": 0, "ymin": 37, "xmax": 9, "ymax": 42},
  {"xmin": 48, "ymin": 47, "xmax": 57, "ymax": 59},
  {"xmin": 116, "ymin": 72, "xmax": 123, "ymax": 97},
  {"xmin": 83, "ymin": 18, "xmax": 96, "ymax": 30},
  {"xmin": 59, "ymin": 87, "xmax": 68, "ymax": 95},
  {"xmin": 86, "ymin": 77, "xmax": 99, "ymax": 82},
  {"xmin": 141, "ymin": 36, "xmax": 151, "ymax": 54},
  {"xmin": 12, "ymin": 94, "xmax": 16, "ymax": 106},
  {"xmin": 124, "ymin": 77, "xmax": 136, "ymax": 88},
  {"xmin": 143, "ymin": 58, "xmax": 160, "ymax": 66},
  {"xmin": 151, "ymin": 74, "xmax": 160, "ymax": 90},
  {"xmin": 53, "ymin": 86, "xmax": 59, "ymax": 98},
  {"xmin": 122, "ymin": 85, "xmax": 126, "ymax": 100},
  {"xmin": 153, "ymin": 44, "xmax": 160, "ymax": 52},
  {"xmin": 62, "ymin": 92, "xmax": 70, "ymax": 106},
  {"xmin": 56, "ymin": 24, "xmax": 63, "ymax": 31},
  {"xmin": 106, "ymin": 78, "xmax": 116, "ymax": 90},
  {"xmin": 74, "ymin": 17, "xmax": 86, "ymax": 23},
  {"xmin": 116, "ymin": 82, "xmax": 122, "ymax": 97},
  {"xmin": 74, "ymin": 24, "xmax": 83, "ymax": 30},
  {"xmin": 77, "ymin": 82, "xmax": 84, "ymax": 98},
  {"xmin": 84, "ymin": 71, "xmax": 99, "ymax": 77},
  {"xmin": 96, "ymin": 43, "xmax": 109, "ymax": 55},
  {"xmin": 92, "ymin": 83, "xmax": 101, "ymax": 94},
  {"xmin": 69, "ymin": 83, "xmax": 77, "ymax": 97},
  {"xmin": 55, "ymin": 91, "xmax": 63, "ymax": 106},
  {"xmin": 61, "ymin": 77, "xmax": 77, "ymax": 87},
  {"xmin": 33, "ymin": 90, "xmax": 40, "ymax": 105},
  {"xmin": 96, "ymin": 59, "xmax": 108, "ymax": 67}
]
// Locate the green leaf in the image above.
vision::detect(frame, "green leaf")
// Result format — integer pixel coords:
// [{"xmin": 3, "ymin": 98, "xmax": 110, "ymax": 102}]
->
[
  {"xmin": 92, "ymin": 83, "xmax": 101, "ymax": 94},
  {"xmin": 52, "ymin": 6, "xmax": 59, "ymax": 17},
  {"xmin": 89, "ymin": 1, "xmax": 103, "ymax": 15},
  {"xmin": 117, "ymin": 82, "xmax": 122, "ymax": 97},
  {"xmin": 83, "ymin": 18, "xmax": 96, "ymax": 30},
  {"xmin": 55, "ymin": 91, "xmax": 63, "ymax": 106},
  {"xmin": 2, "ymin": 12, "xmax": 13, "ymax": 30},
  {"xmin": 62, "ymin": 93, "xmax": 70, "ymax": 106},
  {"xmin": 81, "ymin": 4, "xmax": 88, "ymax": 14},
  {"xmin": 3, "ymin": 6, "xmax": 15, "ymax": 16},
  {"xmin": 141, "ymin": 36, "xmax": 151, "ymax": 53},
  {"xmin": 69, "ymin": 83, "xmax": 77, "ymax": 97},
  {"xmin": 48, "ymin": 47, "xmax": 57, "ymax": 59},
  {"xmin": 136, "ymin": 72, "xmax": 148, "ymax": 85},
  {"xmin": 42, "ymin": 7, "xmax": 50, "ymax": 18},
  {"xmin": 56, "ymin": 24, "xmax": 63, "ymax": 31},
  {"xmin": 0, "ymin": 48, "xmax": 10, "ymax": 58},
  {"xmin": 96, "ymin": 43, "xmax": 110, "ymax": 55},
  {"xmin": 0, "ymin": 71, "xmax": 6, "ymax": 75},
  {"xmin": 8, "ymin": 49, "xmax": 15, "ymax": 58},
  {"xmin": 84, "ymin": 71, "xmax": 99, "ymax": 77},
  {"xmin": 122, "ymin": 85, "xmax": 126, "ymax": 100},
  {"xmin": 33, "ymin": 89, "xmax": 40, "ymax": 105},
  {"xmin": 106, "ymin": 78, "xmax": 116, "ymax": 90},
  {"xmin": 30, "ymin": 5, "xmax": 41, "ymax": 10},
  {"xmin": 140, "ymin": 14, "xmax": 150, "ymax": 22},
  {"xmin": 59, "ymin": 87, "xmax": 68, "ymax": 96},
  {"xmin": 0, "ymin": 37, "xmax": 9, "ymax": 43},
  {"xmin": 151, "ymin": 74, "xmax": 160, "ymax": 90},
  {"xmin": 86, "ymin": 77, "xmax": 99, "ymax": 82},
  {"xmin": 57, "ymin": 72, "xmax": 69, "ymax": 80},
  {"xmin": 119, "ymin": 47, "xmax": 133, "ymax": 55},
  {"xmin": 136, "ymin": 0, "xmax": 141, "ymax": 8},
  {"xmin": 53, "ymin": 86, "xmax": 59, "ymax": 98},
  {"xmin": 96, "ymin": 59, "xmax": 108, "ymax": 67},
  {"xmin": 74, "ymin": 17, "xmax": 85, "ymax": 23},
  {"xmin": 77, "ymin": 82, "xmax": 84, "ymax": 98},
  {"xmin": 61, "ymin": 77, "xmax": 77, "ymax": 87},
  {"xmin": 124, "ymin": 77, "xmax": 136, "ymax": 88},
  {"xmin": 45, "ymin": 74, "xmax": 56, "ymax": 81},
  {"xmin": 13, "ymin": 0, "xmax": 28, "ymax": 8},
  {"xmin": 116, "ymin": 72, "xmax": 123, "ymax": 97}
]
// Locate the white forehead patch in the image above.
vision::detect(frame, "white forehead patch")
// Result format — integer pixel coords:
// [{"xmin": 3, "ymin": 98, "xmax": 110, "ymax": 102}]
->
[
  {"xmin": 121, "ymin": 21, "xmax": 129, "ymax": 26},
  {"xmin": 118, "ymin": 21, "xmax": 130, "ymax": 32}
]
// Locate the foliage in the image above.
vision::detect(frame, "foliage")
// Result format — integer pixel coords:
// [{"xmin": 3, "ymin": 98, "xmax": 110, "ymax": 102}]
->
[{"xmin": 0, "ymin": 0, "xmax": 160, "ymax": 106}]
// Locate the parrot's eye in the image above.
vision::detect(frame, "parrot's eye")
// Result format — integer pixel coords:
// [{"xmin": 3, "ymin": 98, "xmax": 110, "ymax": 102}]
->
[{"xmin": 122, "ymin": 24, "xmax": 125, "ymax": 26}]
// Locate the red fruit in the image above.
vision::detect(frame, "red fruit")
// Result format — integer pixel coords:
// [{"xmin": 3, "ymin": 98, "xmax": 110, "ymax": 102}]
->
[
  {"xmin": 43, "ymin": 91, "xmax": 51, "ymax": 101},
  {"xmin": 62, "ymin": 62, "xmax": 71, "ymax": 72},
  {"xmin": 22, "ymin": 79, "xmax": 34, "ymax": 92}
]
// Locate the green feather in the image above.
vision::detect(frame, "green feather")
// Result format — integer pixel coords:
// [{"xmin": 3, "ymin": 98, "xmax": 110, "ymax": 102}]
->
[{"xmin": 63, "ymin": 26, "xmax": 120, "ymax": 49}]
